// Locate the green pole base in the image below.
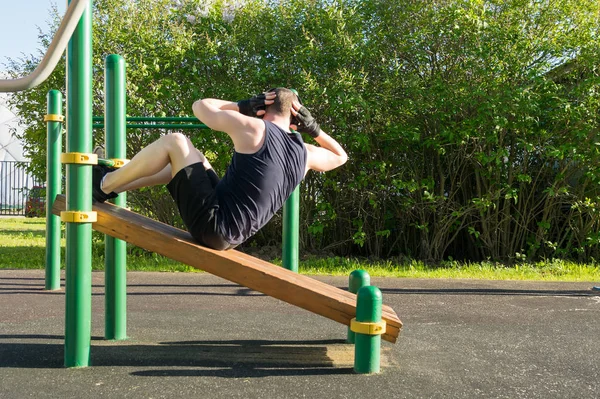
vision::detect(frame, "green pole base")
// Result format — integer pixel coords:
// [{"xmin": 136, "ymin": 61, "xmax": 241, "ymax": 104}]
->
[
  {"xmin": 354, "ymin": 335, "xmax": 381, "ymax": 374},
  {"xmin": 353, "ymin": 285, "xmax": 383, "ymax": 374}
]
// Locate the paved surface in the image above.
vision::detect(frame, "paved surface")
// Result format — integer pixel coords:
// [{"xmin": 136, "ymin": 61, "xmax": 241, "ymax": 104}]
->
[{"xmin": 1, "ymin": 270, "xmax": 599, "ymax": 399}]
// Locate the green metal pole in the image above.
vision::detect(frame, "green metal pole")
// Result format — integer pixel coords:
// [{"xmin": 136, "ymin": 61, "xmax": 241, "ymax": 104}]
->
[
  {"xmin": 64, "ymin": 0, "xmax": 93, "ymax": 368},
  {"xmin": 93, "ymin": 123, "xmax": 208, "ymax": 129},
  {"xmin": 45, "ymin": 90, "xmax": 62, "ymax": 291},
  {"xmin": 347, "ymin": 270, "xmax": 370, "ymax": 343},
  {"xmin": 104, "ymin": 54, "xmax": 127, "ymax": 340},
  {"xmin": 354, "ymin": 285, "xmax": 383, "ymax": 374},
  {"xmin": 282, "ymin": 186, "xmax": 299, "ymax": 272},
  {"xmin": 93, "ymin": 116, "xmax": 199, "ymax": 122}
]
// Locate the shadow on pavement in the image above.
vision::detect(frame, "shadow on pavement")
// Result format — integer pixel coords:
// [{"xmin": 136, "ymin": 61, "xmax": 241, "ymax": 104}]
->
[
  {"xmin": 0, "ymin": 284, "xmax": 264, "ymax": 297},
  {"xmin": 0, "ymin": 275, "xmax": 266, "ymax": 297},
  {"xmin": 0, "ymin": 277, "xmax": 46, "ymax": 281},
  {"xmin": 379, "ymin": 287, "xmax": 600, "ymax": 297},
  {"xmin": 0, "ymin": 336, "xmax": 355, "ymax": 377},
  {"xmin": 131, "ymin": 367, "xmax": 354, "ymax": 378}
]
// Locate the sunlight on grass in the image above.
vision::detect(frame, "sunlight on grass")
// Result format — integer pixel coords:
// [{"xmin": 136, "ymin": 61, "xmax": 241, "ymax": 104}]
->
[
  {"xmin": 1, "ymin": 217, "xmax": 599, "ymax": 281},
  {"xmin": 287, "ymin": 256, "xmax": 600, "ymax": 282},
  {"xmin": 0, "ymin": 217, "xmax": 195, "ymax": 272},
  {"xmin": 1, "ymin": 217, "xmax": 50, "ymax": 269}
]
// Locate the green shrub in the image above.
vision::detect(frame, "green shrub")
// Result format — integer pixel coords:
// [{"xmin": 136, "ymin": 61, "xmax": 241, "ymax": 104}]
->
[{"xmin": 6, "ymin": 0, "xmax": 600, "ymax": 262}]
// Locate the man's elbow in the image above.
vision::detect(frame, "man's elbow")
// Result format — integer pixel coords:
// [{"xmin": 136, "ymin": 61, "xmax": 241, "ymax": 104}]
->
[
  {"xmin": 325, "ymin": 153, "xmax": 348, "ymax": 172},
  {"xmin": 337, "ymin": 151, "xmax": 348, "ymax": 168},
  {"xmin": 192, "ymin": 99, "xmax": 209, "ymax": 120}
]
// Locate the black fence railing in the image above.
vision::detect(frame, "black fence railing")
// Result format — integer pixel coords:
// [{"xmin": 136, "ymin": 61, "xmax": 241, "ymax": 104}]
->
[{"xmin": 0, "ymin": 161, "xmax": 44, "ymax": 217}]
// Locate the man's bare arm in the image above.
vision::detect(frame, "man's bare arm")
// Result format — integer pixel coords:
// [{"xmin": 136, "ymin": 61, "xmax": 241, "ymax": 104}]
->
[
  {"xmin": 290, "ymin": 100, "xmax": 348, "ymax": 173},
  {"xmin": 192, "ymin": 92, "xmax": 275, "ymax": 127},
  {"xmin": 192, "ymin": 98, "xmax": 242, "ymax": 129},
  {"xmin": 305, "ymin": 129, "xmax": 348, "ymax": 173},
  {"xmin": 192, "ymin": 98, "xmax": 266, "ymax": 153}
]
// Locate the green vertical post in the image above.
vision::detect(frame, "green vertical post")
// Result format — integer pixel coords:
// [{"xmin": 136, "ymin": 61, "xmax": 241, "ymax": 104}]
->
[
  {"xmin": 282, "ymin": 186, "xmax": 299, "ymax": 272},
  {"xmin": 64, "ymin": 0, "xmax": 93, "ymax": 368},
  {"xmin": 282, "ymin": 87, "xmax": 301, "ymax": 273},
  {"xmin": 45, "ymin": 90, "xmax": 62, "ymax": 291},
  {"xmin": 354, "ymin": 286, "xmax": 383, "ymax": 374},
  {"xmin": 104, "ymin": 54, "xmax": 127, "ymax": 340},
  {"xmin": 347, "ymin": 270, "xmax": 370, "ymax": 343}
]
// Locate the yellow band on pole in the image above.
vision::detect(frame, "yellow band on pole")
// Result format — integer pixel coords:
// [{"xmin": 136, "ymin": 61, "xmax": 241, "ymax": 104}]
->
[
  {"xmin": 350, "ymin": 318, "xmax": 387, "ymax": 336},
  {"xmin": 108, "ymin": 158, "xmax": 129, "ymax": 168},
  {"xmin": 44, "ymin": 114, "xmax": 65, "ymax": 122},
  {"xmin": 60, "ymin": 152, "xmax": 98, "ymax": 165},
  {"xmin": 60, "ymin": 211, "xmax": 97, "ymax": 223}
]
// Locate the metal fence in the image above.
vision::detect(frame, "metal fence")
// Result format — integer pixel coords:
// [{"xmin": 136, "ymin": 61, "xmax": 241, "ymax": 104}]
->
[{"xmin": 0, "ymin": 161, "xmax": 44, "ymax": 216}]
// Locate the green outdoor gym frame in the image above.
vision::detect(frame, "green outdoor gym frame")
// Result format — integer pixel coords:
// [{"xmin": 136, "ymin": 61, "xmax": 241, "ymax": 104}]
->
[
  {"xmin": 0, "ymin": 0, "xmax": 386, "ymax": 374},
  {"xmin": 39, "ymin": 3, "xmax": 299, "ymax": 365},
  {"xmin": 45, "ymin": 65, "xmax": 301, "ymax": 366},
  {"xmin": 3, "ymin": 0, "xmax": 389, "ymax": 374},
  {"xmin": 4, "ymin": 0, "xmax": 300, "ymax": 368}
]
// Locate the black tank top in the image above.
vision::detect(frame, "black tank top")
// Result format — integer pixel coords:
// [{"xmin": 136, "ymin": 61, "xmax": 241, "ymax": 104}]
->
[{"xmin": 215, "ymin": 121, "xmax": 307, "ymax": 245}]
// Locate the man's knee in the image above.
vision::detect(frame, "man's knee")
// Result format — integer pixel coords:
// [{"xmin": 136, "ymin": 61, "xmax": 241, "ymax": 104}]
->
[
  {"xmin": 163, "ymin": 132, "xmax": 195, "ymax": 155},
  {"xmin": 166, "ymin": 132, "xmax": 192, "ymax": 147}
]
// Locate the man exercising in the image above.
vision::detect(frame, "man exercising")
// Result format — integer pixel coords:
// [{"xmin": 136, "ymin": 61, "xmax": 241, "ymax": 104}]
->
[{"xmin": 93, "ymin": 88, "xmax": 347, "ymax": 250}]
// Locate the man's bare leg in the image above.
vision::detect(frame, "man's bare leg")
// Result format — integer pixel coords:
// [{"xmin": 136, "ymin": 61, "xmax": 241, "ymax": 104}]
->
[
  {"xmin": 113, "ymin": 149, "xmax": 215, "ymax": 193},
  {"xmin": 113, "ymin": 164, "xmax": 173, "ymax": 193},
  {"xmin": 100, "ymin": 133, "xmax": 205, "ymax": 194}
]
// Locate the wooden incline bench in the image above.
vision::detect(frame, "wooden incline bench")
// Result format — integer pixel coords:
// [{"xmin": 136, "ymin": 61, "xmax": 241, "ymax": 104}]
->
[{"xmin": 52, "ymin": 195, "xmax": 402, "ymax": 343}]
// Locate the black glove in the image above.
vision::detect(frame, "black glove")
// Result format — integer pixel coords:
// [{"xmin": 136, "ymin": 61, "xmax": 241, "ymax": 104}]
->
[
  {"xmin": 237, "ymin": 93, "xmax": 267, "ymax": 117},
  {"xmin": 294, "ymin": 106, "xmax": 320, "ymax": 138}
]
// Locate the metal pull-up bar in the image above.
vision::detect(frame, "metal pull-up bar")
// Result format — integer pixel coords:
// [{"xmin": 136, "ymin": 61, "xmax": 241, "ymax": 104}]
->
[
  {"xmin": 91, "ymin": 116, "xmax": 208, "ymax": 129},
  {"xmin": 0, "ymin": 0, "xmax": 90, "ymax": 92}
]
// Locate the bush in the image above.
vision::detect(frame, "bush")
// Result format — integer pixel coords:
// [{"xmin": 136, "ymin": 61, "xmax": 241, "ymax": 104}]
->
[{"xmin": 6, "ymin": 0, "xmax": 600, "ymax": 262}]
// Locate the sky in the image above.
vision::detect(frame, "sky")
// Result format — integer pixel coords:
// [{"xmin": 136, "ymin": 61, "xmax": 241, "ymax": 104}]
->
[{"xmin": 0, "ymin": 1, "xmax": 66, "ymax": 71}]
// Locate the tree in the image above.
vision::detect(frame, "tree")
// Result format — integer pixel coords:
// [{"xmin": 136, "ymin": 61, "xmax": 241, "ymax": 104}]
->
[{"xmin": 6, "ymin": 0, "xmax": 600, "ymax": 262}]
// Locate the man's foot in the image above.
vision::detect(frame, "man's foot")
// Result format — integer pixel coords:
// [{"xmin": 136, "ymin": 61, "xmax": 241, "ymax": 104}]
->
[{"xmin": 92, "ymin": 165, "xmax": 118, "ymax": 203}]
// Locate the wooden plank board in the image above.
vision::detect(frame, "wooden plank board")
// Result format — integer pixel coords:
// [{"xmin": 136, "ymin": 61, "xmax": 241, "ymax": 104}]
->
[
  {"xmin": 52, "ymin": 195, "xmax": 402, "ymax": 343},
  {"xmin": 227, "ymin": 250, "xmax": 402, "ymax": 327}
]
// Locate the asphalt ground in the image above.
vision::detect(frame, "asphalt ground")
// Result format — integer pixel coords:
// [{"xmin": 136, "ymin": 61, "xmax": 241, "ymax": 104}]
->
[{"xmin": 1, "ymin": 269, "xmax": 599, "ymax": 399}]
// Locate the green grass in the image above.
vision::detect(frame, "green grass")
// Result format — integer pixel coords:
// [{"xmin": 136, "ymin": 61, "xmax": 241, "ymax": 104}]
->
[
  {"xmin": 0, "ymin": 217, "xmax": 194, "ymax": 272},
  {"xmin": 1, "ymin": 217, "xmax": 599, "ymax": 281},
  {"xmin": 292, "ymin": 256, "xmax": 600, "ymax": 281}
]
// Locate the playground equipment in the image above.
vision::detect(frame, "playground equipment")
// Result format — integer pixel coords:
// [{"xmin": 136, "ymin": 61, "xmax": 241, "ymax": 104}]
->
[
  {"xmin": 46, "ymin": 52, "xmax": 303, "ymax": 343},
  {"xmin": 43, "ymin": 53, "xmax": 313, "ymax": 369},
  {"xmin": 51, "ymin": 194, "xmax": 403, "ymax": 345},
  {"xmin": 5, "ymin": 0, "xmax": 401, "ymax": 372},
  {"xmin": 92, "ymin": 116, "xmax": 208, "ymax": 130},
  {"xmin": 352, "ymin": 286, "xmax": 385, "ymax": 373}
]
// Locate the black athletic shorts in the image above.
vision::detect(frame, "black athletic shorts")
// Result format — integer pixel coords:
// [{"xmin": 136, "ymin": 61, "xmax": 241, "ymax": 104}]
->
[{"xmin": 166, "ymin": 162, "xmax": 235, "ymax": 250}]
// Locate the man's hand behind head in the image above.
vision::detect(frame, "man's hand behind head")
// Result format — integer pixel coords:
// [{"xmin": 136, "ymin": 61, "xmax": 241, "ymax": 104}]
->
[
  {"xmin": 290, "ymin": 101, "xmax": 320, "ymax": 138},
  {"xmin": 237, "ymin": 91, "xmax": 275, "ymax": 118}
]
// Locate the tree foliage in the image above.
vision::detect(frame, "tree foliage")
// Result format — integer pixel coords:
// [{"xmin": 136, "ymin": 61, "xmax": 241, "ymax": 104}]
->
[{"xmin": 6, "ymin": 0, "xmax": 600, "ymax": 262}]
